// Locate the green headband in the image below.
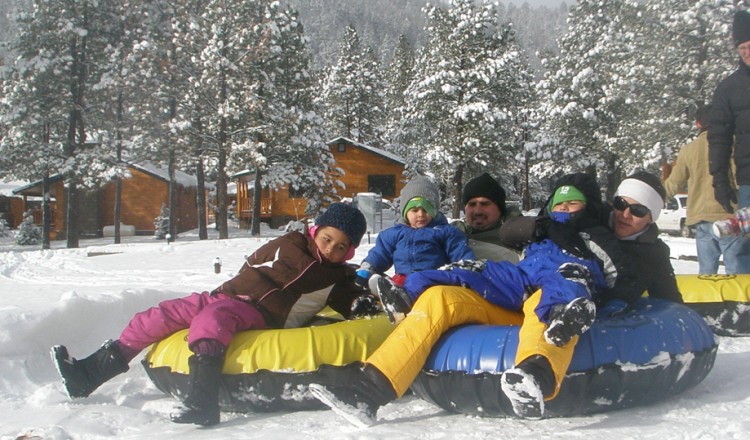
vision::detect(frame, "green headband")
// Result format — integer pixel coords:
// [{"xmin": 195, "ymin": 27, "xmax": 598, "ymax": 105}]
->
[
  {"xmin": 403, "ymin": 197, "xmax": 436, "ymax": 219},
  {"xmin": 549, "ymin": 185, "xmax": 587, "ymax": 210}
]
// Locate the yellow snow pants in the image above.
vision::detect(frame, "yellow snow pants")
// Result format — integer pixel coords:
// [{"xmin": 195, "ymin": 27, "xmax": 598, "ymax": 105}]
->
[{"xmin": 367, "ymin": 285, "xmax": 576, "ymax": 399}]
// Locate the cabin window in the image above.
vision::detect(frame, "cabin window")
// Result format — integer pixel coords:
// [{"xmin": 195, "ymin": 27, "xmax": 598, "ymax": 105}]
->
[
  {"xmin": 337, "ymin": 143, "xmax": 346, "ymax": 152},
  {"xmin": 368, "ymin": 175, "xmax": 396, "ymax": 198}
]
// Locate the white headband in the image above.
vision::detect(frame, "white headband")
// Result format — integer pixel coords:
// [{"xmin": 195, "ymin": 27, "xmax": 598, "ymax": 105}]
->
[{"xmin": 615, "ymin": 178, "xmax": 664, "ymax": 222}]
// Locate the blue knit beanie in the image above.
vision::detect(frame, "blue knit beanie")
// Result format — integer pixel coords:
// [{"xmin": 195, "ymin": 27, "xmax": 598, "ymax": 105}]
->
[{"xmin": 315, "ymin": 203, "xmax": 367, "ymax": 248}]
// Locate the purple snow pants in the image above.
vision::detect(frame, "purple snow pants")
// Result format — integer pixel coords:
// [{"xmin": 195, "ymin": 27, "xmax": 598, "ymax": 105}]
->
[{"xmin": 117, "ymin": 291, "xmax": 267, "ymax": 361}]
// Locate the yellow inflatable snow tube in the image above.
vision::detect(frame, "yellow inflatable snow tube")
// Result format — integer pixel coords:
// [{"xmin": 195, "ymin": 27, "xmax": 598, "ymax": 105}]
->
[
  {"xmin": 676, "ymin": 274, "xmax": 750, "ymax": 336},
  {"xmin": 142, "ymin": 315, "xmax": 395, "ymax": 412}
]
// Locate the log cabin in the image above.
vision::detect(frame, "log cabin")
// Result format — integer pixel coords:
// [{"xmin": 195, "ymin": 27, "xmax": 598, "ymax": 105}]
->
[{"xmin": 234, "ymin": 137, "xmax": 406, "ymax": 228}]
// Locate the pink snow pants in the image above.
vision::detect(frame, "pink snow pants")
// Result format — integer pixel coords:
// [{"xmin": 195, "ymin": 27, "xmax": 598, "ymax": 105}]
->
[{"xmin": 117, "ymin": 291, "xmax": 267, "ymax": 360}]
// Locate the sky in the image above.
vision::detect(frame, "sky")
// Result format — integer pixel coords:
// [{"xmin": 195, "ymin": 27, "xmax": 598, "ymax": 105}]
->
[{"xmin": 0, "ymin": 223, "xmax": 749, "ymax": 439}]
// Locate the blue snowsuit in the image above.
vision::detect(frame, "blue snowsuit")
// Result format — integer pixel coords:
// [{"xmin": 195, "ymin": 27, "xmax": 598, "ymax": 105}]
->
[
  {"xmin": 363, "ymin": 213, "xmax": 475, "ymax": 276},
  {"xmin": 403, "ymin": 230, "xmax": 609, "ymax": 324}
]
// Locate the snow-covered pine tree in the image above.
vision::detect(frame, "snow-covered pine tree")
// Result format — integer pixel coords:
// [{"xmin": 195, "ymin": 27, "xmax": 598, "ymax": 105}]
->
[
  {"xmin": 400, "ymin": 0, "xmax": 530, "ymax": 216},
  {"xmin": 153, "ymin": 203, "xmax": 170, "ymax": 240},
  {"xmin": 1, "ymin": 0, "xmax": 114, "ymax": 248},
  {"xmin": 219, "ymin": 1, "xmax": 335, "ymax": 233},
  {"xmin": 536, "ymin": 0, "xmax": 642, "ymax": 195},
  {"xmin": 383, "ymin": 34, "xmax": 416, "ymax": 157},
  {"xmin": 629, "ymin": 0, "xmax": 737, "ymax": 171},
  {"xmin": 15, "ymin": 211, "xmax": 41, "ymax": 245},
  {"xmin": 319, "ymin": 24, "xmax": 386, "ymax": 147}
]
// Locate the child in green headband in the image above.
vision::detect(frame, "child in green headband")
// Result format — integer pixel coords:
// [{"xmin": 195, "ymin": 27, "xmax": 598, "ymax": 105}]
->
[{"xmin": 356, "ymin": 176, "xmax": 475, "ymax": 289}]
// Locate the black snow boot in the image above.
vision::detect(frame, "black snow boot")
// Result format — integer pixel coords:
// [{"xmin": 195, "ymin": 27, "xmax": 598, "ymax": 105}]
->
[
  {"xmin": 309, "ymin": 363, "xmax": 397, "ymax": 428},
  {"xmin": 501, "ymin": 355, "xmax": 556, "ymax": 419},
  {"xmin": 373, "ymin": 275, "xmax": 414, "ymax": 325},
  {"xmin": 170, "ymin": 354, "xmax": 224, "ymax": 426},
  {"xmin": 544, "ymin": 297, "xmax": 596, "ymax": 347},
  {"xmin": 51, "ymin": 340, "xmax": 130, "ymax": 399}
]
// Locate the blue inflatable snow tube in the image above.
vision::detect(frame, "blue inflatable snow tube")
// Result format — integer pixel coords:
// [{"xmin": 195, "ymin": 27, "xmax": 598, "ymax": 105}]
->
[{"xmin": 411, "ymin": 298, "xmax": 717, "ymax": 417}]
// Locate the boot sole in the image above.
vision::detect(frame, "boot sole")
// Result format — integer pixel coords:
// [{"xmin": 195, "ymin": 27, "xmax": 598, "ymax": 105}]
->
[
  {"xmin": 50, "ymin": 345, "xmax": 80, "ymax": 399},
  {"xmin": 309, "ymin": 384, "xmax": 376, "ymax": 428},
  {"xmin": 501, "ymin": 369, "xmax": 545, "ymax": 419},
  {"xmin": 376, "ymin": 277, "xmax": 411, "ymax": 325},
  {"xmin": 544, "ymin": 298, "xmax": 596, "ymax": 347}
]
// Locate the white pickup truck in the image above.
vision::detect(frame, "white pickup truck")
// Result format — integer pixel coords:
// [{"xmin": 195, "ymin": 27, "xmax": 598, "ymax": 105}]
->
[{"xmin": 656, "ymin": 194, "xmax": 691, "ymax": 238}]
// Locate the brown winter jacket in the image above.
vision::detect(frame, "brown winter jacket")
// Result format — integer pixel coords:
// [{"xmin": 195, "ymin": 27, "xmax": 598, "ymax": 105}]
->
[
  {"xmin": 212, "ymin": 231, "xmax": 361, "ymax": 328},
  {"xmin": 665, "ymin": 130, "xmax": 736, "ymax": 225}
]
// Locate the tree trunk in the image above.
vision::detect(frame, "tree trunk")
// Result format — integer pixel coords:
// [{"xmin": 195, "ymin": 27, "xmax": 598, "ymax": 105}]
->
[
  {"xmin": 168, "ymin": 150, "xmax": 177, "ymax": 240},
  {"xmin": 113, "ymin": 91, "xmax": 124, "ymax": 244},
  {"xmin": 451, "ymin": 164, "xmax": 464, "ymax": 219},
  {"xmin": 41, "ymin": 174, "xmax": 51, "ymax": 250},
  {"xmin": 196, "ymin": 156, "xmax": 208, "ymax": 240},
  {"xmin": 251, "ymin": 170, "xmax": 263, "ymax": 236},
  {"xmin": 192, "ymin": 115, "xmax": 208, "ymax": 240}
]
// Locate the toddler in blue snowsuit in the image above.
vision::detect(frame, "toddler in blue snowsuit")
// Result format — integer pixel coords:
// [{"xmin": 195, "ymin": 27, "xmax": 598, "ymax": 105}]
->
[{"xmin": 356, "ymin": 175, "xmax": 475, "ymax": 288}]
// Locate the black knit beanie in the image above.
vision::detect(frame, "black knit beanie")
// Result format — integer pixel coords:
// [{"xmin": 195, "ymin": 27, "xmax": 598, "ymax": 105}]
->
[
  {"xmin": 461, "ymin": 173, "xmax": 507, "ymax": 214},
  {"xmin": 734, "ymin": 10, "xmax": 750, "ymax": 47},
  {"xmin": 315, "ymin": 203, "xmax": 367, "ymax": 248}
]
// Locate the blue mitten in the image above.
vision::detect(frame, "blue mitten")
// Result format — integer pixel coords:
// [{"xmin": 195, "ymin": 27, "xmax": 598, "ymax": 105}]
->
[{"xmin": 356, "ymin": 268, "xmax": 373, "ymax": 289}]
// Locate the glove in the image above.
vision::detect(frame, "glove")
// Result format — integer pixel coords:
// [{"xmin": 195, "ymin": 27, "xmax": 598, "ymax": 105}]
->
[
  {"xmin": 439, "ymin": 259, "xmax": 487, "ymax": 272},
  {"xmin": 557, "ymin": 262, "xmax": 596, "ymax": 296},
  {"xmin": 596, "ymin": 299, "xmax": 629, "ymax": 319},
  {"xmin": 713, "ymin": 177, "xmax": 737, "ymax": 213},
  {"xmin": 350, "ymin": 293, "xmax": 381, "ymax": 317},
  {"xmin": 536, "ymin": 218, "xmax": 595, "ymax": 260},
  {"xmin": 355, "ymin": 268, "xmax": 373, "ymax": 289}
]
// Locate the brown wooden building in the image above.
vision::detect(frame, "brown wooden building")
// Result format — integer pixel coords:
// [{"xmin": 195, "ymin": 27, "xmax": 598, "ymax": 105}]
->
[
  {"xmin": 13, "ymin": 162, "xmax": 203, "ymax": 239},
  {"xmin": 234, "ymin": 137, "xmax": 406, "ymax": 228},
  {"xmin": 0, "ymin": 193, "xmax": 25, "ymax": 229}
]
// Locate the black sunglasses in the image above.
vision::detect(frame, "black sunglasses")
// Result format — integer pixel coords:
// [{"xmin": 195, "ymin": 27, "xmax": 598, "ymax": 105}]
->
[{"xmin": 613, "ymin": 196, "xmax": 651, "ymax": 218}]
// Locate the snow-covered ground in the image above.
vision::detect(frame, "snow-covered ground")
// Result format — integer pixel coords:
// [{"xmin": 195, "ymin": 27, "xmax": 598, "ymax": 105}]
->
[{"xmin": 0, "ymin": 226, "xmax": 748, "ymax": 440}]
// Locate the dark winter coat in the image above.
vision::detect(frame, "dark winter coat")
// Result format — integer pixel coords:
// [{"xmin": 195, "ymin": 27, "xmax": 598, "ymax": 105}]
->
[
  {"xmin": 709, "ymin": 61, "xmax": 750, "ymax": 185},
  {"xmin": 212, "ymin": 231, "xmax": 362, "ymax": 328},
  {"xmin": 362, "ymin": 213, "xmax": 475, "ymax": 276},
  {"xmin": 603, "ymin": 209, "xmax": 683, "ymax": 304}
]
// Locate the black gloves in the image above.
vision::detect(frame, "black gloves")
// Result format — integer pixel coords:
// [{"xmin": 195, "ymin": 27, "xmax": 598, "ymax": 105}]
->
[
  {"xmin": 440, "ymin": 259, "xmax": 487, "ymax": 272},
  {"xmin": 350, "ymin": 293, "xmax": 381, "ymax": 317},
  {"xmin": 713, "ymin": 176, "xmax": 737, "ymax": 213},
  {"xmin": 534, "ymin": 218, "xmax": 596, "ymax": 260}
]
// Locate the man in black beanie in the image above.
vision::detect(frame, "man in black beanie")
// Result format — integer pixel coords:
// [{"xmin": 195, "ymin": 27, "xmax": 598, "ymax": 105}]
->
[
  {"xmin": 452, "ymin": 173, "xmax": 520, "ymax": 262},
  {"xmin": 708, "ymin": 10, "xmax": 750, "ymax": 213}
]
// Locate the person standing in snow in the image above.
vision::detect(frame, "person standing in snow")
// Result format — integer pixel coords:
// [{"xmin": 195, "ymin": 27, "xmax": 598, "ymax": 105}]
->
[
  {"xmin": 665, "ymin": 106, "xmax": 750, "ymax": 274},
  {"xmin": 308, "ymin": 173, "xmax": 645, "ymax": 426},
  {"xmin": 354, "ymin": 176, "xmax": 475, "ymax": 318},
  {"xmin": 51, "ymin": 203, "xmax": 377, "ymax": 427},
  {"xmin": 709, "ymin": 10, "xmax": 750, "ymax": 214}
]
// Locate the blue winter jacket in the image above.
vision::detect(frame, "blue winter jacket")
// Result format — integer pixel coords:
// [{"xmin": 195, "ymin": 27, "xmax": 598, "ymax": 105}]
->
[
  {"xmin": 363, "ymin": 213, "xmax": 475, "ymax": 276},
  {"xmin": 403, "ymin": 237, "xmax": 607, "ymax": 323}
]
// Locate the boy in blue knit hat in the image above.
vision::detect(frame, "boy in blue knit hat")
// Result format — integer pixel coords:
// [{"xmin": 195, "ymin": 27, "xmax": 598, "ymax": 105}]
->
[{"xmin": 354, "ymin": 176, "xmax": 475, "ymax": 308}]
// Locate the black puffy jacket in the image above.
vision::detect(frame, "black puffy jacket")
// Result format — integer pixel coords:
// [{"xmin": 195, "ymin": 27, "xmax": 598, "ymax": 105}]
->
[{"xmin": 708, "ymin": 61, "xmax": 750, "ymax": 185}]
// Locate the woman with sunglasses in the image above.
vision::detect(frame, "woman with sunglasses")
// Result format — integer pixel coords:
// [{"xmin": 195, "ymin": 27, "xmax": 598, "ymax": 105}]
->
[{"xmin": 609, "ymin": 171, "xmax": 683, "ymax": 303}]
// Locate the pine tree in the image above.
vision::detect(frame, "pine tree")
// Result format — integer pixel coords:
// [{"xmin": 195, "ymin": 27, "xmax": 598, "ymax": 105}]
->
[
  {"xmin": 16, "ymin": 211, "xmax": 41, "ymax": 245},
  {"xmin": 153, "ymin": 203, "xmax": 170, "ymax": 240},
  {"xmin": 319, "ymin": 24, "xmax": 386, "ymax": 147},
  {"xmin": 400, "ymin": 0, "xmax": 530, "ymax": 215},
  {"xmin": 383, "ymin": 35, "xmax": 416, "ymax": 156}
]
